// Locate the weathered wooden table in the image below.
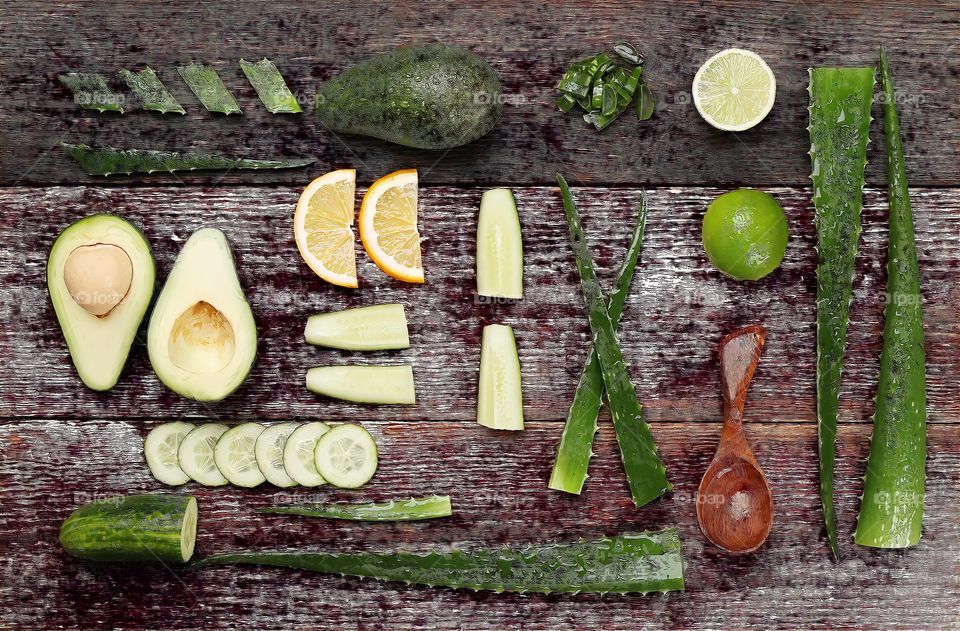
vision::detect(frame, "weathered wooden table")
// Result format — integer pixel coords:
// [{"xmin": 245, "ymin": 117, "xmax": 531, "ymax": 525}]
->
[{"xmin": 1, "ymin": 1, "xmax": 958, "ymax": 629}]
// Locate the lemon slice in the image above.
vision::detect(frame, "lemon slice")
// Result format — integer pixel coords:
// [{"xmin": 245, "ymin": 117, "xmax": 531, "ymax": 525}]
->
[
  {"xmin": 359, "ymin": 169, "xmax": 424, "ymax": 283},
  {"xmin": 294, "ymin": 169, "xmax": 358, "ymax": 288},
  {"xmin": 693, "ymin": 49, "xmax": 776, "ymax": 132}
]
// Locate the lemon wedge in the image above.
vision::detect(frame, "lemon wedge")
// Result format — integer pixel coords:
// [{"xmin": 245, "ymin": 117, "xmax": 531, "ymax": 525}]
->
[
  {"xmin": 294, "ymin": 169, "xmax": 358, "ymax": 288},
  {"xmin": 359, "ymin": 169, "xmax": 424, "ymax": 283}
]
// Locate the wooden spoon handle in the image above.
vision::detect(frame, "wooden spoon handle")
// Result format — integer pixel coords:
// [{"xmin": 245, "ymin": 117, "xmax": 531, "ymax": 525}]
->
[{"xmin": 719, "ymin": 324, "xmax": 766, "ymax": 425}]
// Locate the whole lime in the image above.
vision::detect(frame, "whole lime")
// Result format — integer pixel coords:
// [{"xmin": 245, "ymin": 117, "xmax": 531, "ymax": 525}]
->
[{"xmin": 702, "ymin": 189, "xmax": 788, "ymax": 281}]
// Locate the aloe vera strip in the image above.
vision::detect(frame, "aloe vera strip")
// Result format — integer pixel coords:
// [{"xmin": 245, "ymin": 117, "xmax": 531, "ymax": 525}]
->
[
  {"xmin": 239, "ymin": 58, "xmax": 301, "ymax": 114},
  {"xmin": 260, "ymin": 496, "xmax": 452, "ymax": 522},
  {"xmin": 807, "ymin": 66, "xmax": 874, "ymax": 559},
  {"xmin": 549, "ymin": 193, "xmax": 647, "ymax": 495},
  {"xmin": 58, "ymin": 73, "xmax": 125, "ymax": 113},
  {"xmin": 855, "ymin": 48, "xmax": 927, "ymax": 549},
  {"xmin": 177, "ymin": 63, "xmax": 241, "ymax": 114},
  {"xmin": 194, "ymin": 530, "xmax": 685, "ymax": 594},
  {"xmin": 62, "ymin": 143, "xmax": 315, "ymax": 176},
  {"xmin": 557, "ymin": 175, "xmax": 670, "ymax": 507},
  {"xmin": 119, "ymin": 67, "xmax": 185, "ymax": 114}
]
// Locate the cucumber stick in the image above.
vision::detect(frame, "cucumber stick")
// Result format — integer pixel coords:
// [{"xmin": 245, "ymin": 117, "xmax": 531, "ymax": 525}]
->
[
  {"xmin": 261, "ymin": 495, "xmax": 451, "ymax": 521},
  {"xmin": 178, "ymin": 423, "xmax": 229, "ymax": 486},
  {"xmin": 808, "ymin": 66, "xmax": 875, "ymax": 559},
  {"xmin": 239, "ymin": 58, "xmax": 301, "ymax": 114},
  {"xmin": 177, "ymin": 63, "xmax": 241, "ymax": 114},
  {"xmin": 306, "ymin": 365, "xmax": 415, "ymax": 404},
  {"xmin": 314, "ymin": 424, "xmax": 378, "ymax": 488},
  {"xmin": 476, "ymin": 188, "xmax": 523, "ymax": 299},
  {"xmin": 305, "ymin": 304, "xmax": 409, "ymax": 350},
  {"xmin": 557, "ymin": 175, "xmax": 670, "ymax": 507},
  {"xmin": 195, "ymin": 529, "xmax": 685, "ymax": 594},
  {"xmin": 144, "ymin": 422, "xmax": 195, "ymax": 485},
  {"xmin": 855, "ymin": 49, "xmax": 927, "ymax": 549},
  {"xmin": 119, "ymin": 67, "xmax": 185, "ymax": 114},
  {"xmin": 283, "ymin": 422, "xmax": 330, "ymax": 487},
  {"xmin": 60, "ymin": 494, "xmax": 198, "ymax": 565},
  {"xmin": 477, "ymin": 324, "xmax": 524, "ymax": 430},
  {"xmin": 214, "ymin": 423, "xmax": 266, "ymax": 488},
  {"xmin": 255, "ymin": 422, "xmax": 299, "ymax": 488}
]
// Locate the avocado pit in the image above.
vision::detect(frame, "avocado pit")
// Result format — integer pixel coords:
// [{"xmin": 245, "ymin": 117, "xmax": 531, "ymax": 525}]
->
[
  {"xmin": 63, "ymin": 243, "xmax": 134, "ymax": 317},
  {"xmin": 168, "ymin": 301, "xmax": 236, "ymax": 374}
]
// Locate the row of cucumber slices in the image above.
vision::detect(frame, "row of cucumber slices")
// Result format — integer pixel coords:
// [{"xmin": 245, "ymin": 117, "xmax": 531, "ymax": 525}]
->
[{"xmin": 144, "ymin": 421, "xmax": 378, "ymax": 489}]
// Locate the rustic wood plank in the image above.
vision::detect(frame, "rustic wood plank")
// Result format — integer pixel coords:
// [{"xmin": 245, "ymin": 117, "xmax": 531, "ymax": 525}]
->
[
  {"xmin": 1, "ymin": 185, "xmax": 956, "ymax": 424},
  {"xmin": 1, "ymin": 420, "xmax": 957, "ymax": 630},
  {"xmin": 1, "ymin": 0, "xmax": 958, "ymax": 186}
]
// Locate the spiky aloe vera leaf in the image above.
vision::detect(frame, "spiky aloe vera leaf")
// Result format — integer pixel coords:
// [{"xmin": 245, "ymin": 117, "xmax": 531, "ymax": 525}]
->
[
  {"xmin": 62, "ymin": 143, "xmax": 315, "ymax": 176},
  {"xmin": 855, "ymin": 48, "xmax": 927, "ymax": 549},
  {"xmin": 239, "ymin": 58, "xmax": 301, "ymax": 114},
  {"xmin": 259, "ymin": 496, "xmax": 452, "ymax": 522},
  {"xmin": 177, "ymin": 63, "xmax": 241, "ymax": 114},
  {"xmin": 58, "ymin": 73, "xmax": 125, "ymax": 113},
  {"xmin": 808, "ymin": 66, "xmax": 875, "ymax": 560},
  {"xmin": 119, "ymin": 67, "xmax": 185, "ymax": 114},
  {"xmin": 194, "ymin": 530, "xmax": 685, "ymax": 594},
  {"xmin": 549, "ymin": 193, "xmax": 647, "ymax": 495},
  {"xmin": 557, "ymin": 175, "xmax": 670, "ymax": 507}
]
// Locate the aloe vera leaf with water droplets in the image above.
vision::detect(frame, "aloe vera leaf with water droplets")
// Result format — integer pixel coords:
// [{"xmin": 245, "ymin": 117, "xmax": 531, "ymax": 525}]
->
[
  {"xmin": 239, "ymin": 58, "xmax": 301, "ymax": 113},
  {"xmin": 62, "ymin": 143, "xmax": 314, "ymax": 176},
  {"xmin": 177, "ymin": 63, "xmax": 241, "ymax": 114},
  {"xmin": 120, "ymin": 67, "xmax": 185, "ymax": 114},
  {"xmin": 58, "ymin": 73, "xmax": 125, "ymax": 113}
]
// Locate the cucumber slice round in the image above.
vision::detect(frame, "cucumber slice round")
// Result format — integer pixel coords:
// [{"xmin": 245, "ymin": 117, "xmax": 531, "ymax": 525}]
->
[
  {"xmin": 255, "ymin": 422, "xmax": 299, "ymax": 488},
  {"xmin": 144, "ymin": 421, "xmax": 195, "ymax": 485},
  {"xmin": 178, "ymin": 423, "xmax": 229, "ymax": 486},
  {"xmin": 214, "ymin": 423, "xmax": 266, "ymax": 488},
  {"xmin": 314, "ymin": 423, "xmax": 378, "ymax": 489},
  {"xmin": 283, "ymin": 421, "xmax": 331, "ymax": 487}
]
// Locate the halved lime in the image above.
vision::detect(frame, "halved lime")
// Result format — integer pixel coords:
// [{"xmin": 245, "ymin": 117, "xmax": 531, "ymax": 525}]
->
[
  {"xmin": 702, "ymin": 188, "xmax": 788, "ymax": 281},
  {"xmin": 693, "ymin": 49, "xmax": 776, "ymax": 131}
]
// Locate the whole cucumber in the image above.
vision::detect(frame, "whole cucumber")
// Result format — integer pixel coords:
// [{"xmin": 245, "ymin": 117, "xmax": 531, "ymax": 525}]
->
[{"xmin": 316, "ymin": 44, "xmax": 502, "ymax": 150}]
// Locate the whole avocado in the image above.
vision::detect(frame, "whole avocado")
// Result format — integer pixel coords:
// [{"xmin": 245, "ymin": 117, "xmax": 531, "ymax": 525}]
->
[{"xmin": 315, "ymin": 44, "xmax": 503, "ymax": 150}]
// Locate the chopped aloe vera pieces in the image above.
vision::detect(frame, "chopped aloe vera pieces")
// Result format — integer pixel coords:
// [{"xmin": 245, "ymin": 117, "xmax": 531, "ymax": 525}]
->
[
  {"xmin": 590, "ymin": 83, "xmax": 604, "ymax": 111},
  {"xmin": 195, "ymin": 529, "xmax": 686, "ymax": 595},
  {"xmin": 614, "ymin": 41, "xmax": 645, "ymax": 65},
  {"xmin": 306, "ymin": 365, "xmax": 416, "ymax": 404},
  {"xmin": 556, "ymin": 93, "xmax": 576, "ymax": 113},
  {"xmin": 477, "ymin": 324, "xmax": 524, "ymax": 431},
  {"xmin": 476, "ymin": 188, "xmax": 523, "ymax": 299},
  {"xmin": 261, "ymin": 495, "xmax": 452, "ymax": 521},
  {"xmin": 558, "ymin": 175, "xmax": 670, "ymax": 507},
  {"xmin": 557, "ymin": 71, "xmax": 592, "ymax": 98},
  {"xmin": 239, "ymin": 58, "xmax": 301, "ymax": 114},
  {"xmin": 62, "ymin": 143, "xmax": 315, "ymax": 176},
  {"xmin": 177, "ymin": 63, "xmax": 241, "ymax": 114},
  {"xmin": 808, "ymin": 66, "xmax": 875, "ymax": 559},
  {"xmin": 119, "ymin": 67, "xmax": 185, "ymax": 114},
  {"xmin": 635, "ymin": 83, "xmax": 655, "ymax": 120},
  {"xmin": 305, "ymin": 304, "xmax": 409, "ymax": 351},
  {"xmin": 601, "ymin": 83, "xmax": 617, "ymax": 117},
  {"xmin": 550, "ymin": 193, "xmax": 647, "ymax": 495},
  {"xmin": 855, "ymin": 48, "xmax": 927, "ymax": 550},
  {"xmin": 58, "ymin": 73, "xmax": 125, "ymax": 113}
]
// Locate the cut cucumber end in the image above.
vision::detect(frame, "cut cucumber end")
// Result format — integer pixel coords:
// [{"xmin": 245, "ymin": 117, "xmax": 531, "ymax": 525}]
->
[
  {"xmin": 214, "ymin": 423, "xmax": 266, "ymax": 488},
  {"xmin": 477, "ymin": 324, "xmax": 524, "ymax": 430},
  {"xmin": 314, "ymin": 423, "xmax": 379, "ymax": 489},
  {"xmin": 305, "ymin": 303, "xmax": 410, "ymax": 350},
  {"xmin": 180, "ymin": 496, "xmax": 198, "ymax": 562},
  {"xmin": 283, "ymin": 421, "xmax": 331, "ymax": 487},
  {"xmin": 255, "ymin": 422, "xmax": 299, "ymax": 488},
  {"xmin": 477, "ymin": 188, "xmax": 523, "ymax": 299},
  {"xmin": 144, "ymin": 422, "xmax": 196, "ymax": 485},
  {"xmin": 306, "ymin": 365, "xmax": 416, "ymax": 404}
]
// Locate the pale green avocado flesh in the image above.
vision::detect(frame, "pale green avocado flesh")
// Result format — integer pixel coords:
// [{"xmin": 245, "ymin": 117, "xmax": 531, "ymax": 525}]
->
[{"xmin": 147, "ymin": 228, "xmax": 257, "ymax": 402}]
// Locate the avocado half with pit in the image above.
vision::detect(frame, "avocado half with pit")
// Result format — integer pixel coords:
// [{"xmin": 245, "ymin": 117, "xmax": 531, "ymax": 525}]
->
[
  {"xmin": 47, "ymin": 214, "xmax": 155, "ymax": 391},
  {"xmin": 147, "ymin": 228, "xmax": 257, "ymax": 402}
]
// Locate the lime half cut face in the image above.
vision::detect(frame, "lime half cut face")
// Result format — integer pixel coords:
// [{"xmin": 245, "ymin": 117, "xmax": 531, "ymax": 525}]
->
[
  {"xmin": 702, "ymin": 188, "xmax": 788, "ymax": 281},
  {"xmin": 693, "ymin": 49, "xmax": 777, "ymax": 132}
]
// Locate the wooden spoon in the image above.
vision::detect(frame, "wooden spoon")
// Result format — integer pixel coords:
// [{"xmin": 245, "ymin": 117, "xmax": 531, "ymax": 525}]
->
[{"xmin": 696, "ymin": 324, "xmax": 774, "ymax": 554}]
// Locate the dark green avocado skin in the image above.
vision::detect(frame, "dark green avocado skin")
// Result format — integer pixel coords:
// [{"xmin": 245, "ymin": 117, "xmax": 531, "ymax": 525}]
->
[{"xmin": 316, "ymin": 44, "xmax": 503, "ymax": 150}]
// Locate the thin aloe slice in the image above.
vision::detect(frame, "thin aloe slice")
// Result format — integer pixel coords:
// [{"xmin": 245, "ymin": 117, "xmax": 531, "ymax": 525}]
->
[
  {"xmin": 557, "ymin": 175, "xmax": 670, "ymax": 507},
  {"xmin": 194, "ymin": 529, "xmax": 685, "ymax": 594},
  {"xmin": 260, "ymin": 495, "xmax": 452, "ymax": 522},
  {"xmin": 119, "ymin": 67, "xmax": 185, "ymax": 114},
  {"xmin": 549, "ymin": 193, "xmax": 647, "ymax": 495},
  {"xmin": 177, "ymin": 63, "xmax": 241, "ymax": 114},
  {"xmin": 239, "ymin": 58, "xmax": 301, "ymax": 114},
  {"xmin": 58, "ymin": 73, "xmax": 125, "ymax": 113},
  {"xmin": 808, "ymin": 65, "xmax": 875, "ymax": 559},
  {"xmin": 855, "ymin": 48, "xmax": 927, "ymax": 549},
  {"xmin": 62, "ymin": 143, "xmax": 315, "ymax": 176}
]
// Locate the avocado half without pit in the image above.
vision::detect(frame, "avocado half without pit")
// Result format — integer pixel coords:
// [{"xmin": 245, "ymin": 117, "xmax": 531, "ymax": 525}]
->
[
  {"xmin": 47, "ymin": 214, "xmax": 156, "ymax": 391},
  {"xmin": 147, "ymin": 228, "xmax": 257, "ymax": 402}
]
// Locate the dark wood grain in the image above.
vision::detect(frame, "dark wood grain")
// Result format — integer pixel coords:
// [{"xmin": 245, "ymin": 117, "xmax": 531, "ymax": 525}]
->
[
  {"xmin": 1, "ymin": 185, "xmax": 956, "ymax": 425},
  {"xmin": 1, "ymin": 420, "xmax": 957, "ymax": 630},
  {"xmin": 2, "ymin": 0, "xmax": 959, "ymax": 187}
]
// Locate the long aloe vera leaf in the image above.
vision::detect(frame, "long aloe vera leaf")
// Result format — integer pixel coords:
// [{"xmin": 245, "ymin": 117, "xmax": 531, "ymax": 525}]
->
[
  {"xmin": 62, "ymin": 143, "xmax": 315, "ymax": 176},
  {"xmin": 549, "ymin": 193, "xmax": 647, "ymax": 494},
  {"xmin": 195, "ymin": 530, "xmax": 685, "ymax": 594},
  {"xmin": 557, "ymin": 175, "xmax": 670, "ymax": 507},
  {"xmin": 177, "ymin": 63, "xmax": 242, "ymax": 114},
  {"xmin": 239, "ymin": 58, "xmax": 301, "ymax": 114},
  {"xmin": 807, "ymin": 66, "xmax": 875, "ymax": 559},
  {"xmin": 119, "ymin": 67, "xmax": 185, "ymax": 114},
  {"xmin": 58, "ymin": 73, "xmax": 125, "ymax": 113},
  {"xmin": 855, "ymin": 48, "xmax": 927, "ymax": 549},
  {"xmin": 259, "ymin": 496, "xmax": 452, "ymax": 521}
]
